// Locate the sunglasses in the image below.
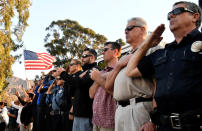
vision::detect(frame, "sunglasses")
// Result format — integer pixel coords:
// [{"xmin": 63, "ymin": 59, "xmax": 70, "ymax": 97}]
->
[
  {"xmin": 52, "ymin": 70, "xmax": 57, "ymax": 72},
  {"xmin": 103, "ymin": 48, "xmax": 113, "ymax": 52},
  {"xmin": 69, "ymin": 63, "xmax": 77, "ymax": 66},
  {"xmin": 167, "ymin": 7, "xmax": 194, "ymax": 20},
  {"xmin": 81, "ymin": 54, "xmax": 92, "ymax": 58},
  {"xmin": 125, "ymin": 25, "xmax": 141, "ymax": 32}
]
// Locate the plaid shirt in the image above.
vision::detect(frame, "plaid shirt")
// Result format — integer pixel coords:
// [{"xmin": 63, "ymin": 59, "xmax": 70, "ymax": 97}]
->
[{"xmin": 92, "ymin": 67, "xmax": 116, "ymax": 128}]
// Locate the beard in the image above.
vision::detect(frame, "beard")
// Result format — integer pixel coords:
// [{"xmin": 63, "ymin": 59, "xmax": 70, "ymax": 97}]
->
[{"xmin": 82, "ymin": 58, "xmax": 90, "ymax": 66}]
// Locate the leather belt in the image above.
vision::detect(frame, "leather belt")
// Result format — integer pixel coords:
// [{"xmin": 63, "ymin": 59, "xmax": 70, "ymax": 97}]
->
[
  {"xmin": 151, "ymin": 110, "xmax": 202, "ymax": 130},
  {"xmin": 118, "ymin": 97, "xmax": 153, "ymax": 107},
  {"xmin": 118, "ymin": 100, "xmax": 130, "ymax": 107},
  {"xmin": 136, "ymin": 97, "xmax": 153, "ymax": 103}
]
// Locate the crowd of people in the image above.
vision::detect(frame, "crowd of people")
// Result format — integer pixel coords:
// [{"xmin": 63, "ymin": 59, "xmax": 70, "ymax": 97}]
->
[{"xmin": 1, "ymin": 1, "xmax": 202, "ymax": 131}]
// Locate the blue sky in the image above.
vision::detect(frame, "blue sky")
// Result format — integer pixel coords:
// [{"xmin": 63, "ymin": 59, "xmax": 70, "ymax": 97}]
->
[{"xmin": 12, "ymin": 0, "xmax": 199, "ymax": 80}]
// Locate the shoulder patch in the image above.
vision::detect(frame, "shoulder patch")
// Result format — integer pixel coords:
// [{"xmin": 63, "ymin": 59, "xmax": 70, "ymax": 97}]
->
[{"xmin": 191, "ymin": 41, "xmax": 202, "ymax": 52}]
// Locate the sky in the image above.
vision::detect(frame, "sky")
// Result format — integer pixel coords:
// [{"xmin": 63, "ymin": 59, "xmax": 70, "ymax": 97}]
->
[{"xmin": 12, "ymin": 0, "xmax": 199, "ymax": 80}]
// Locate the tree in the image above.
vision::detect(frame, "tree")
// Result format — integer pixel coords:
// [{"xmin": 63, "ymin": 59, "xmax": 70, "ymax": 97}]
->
[
  {"xmin": 44, "ymin": 19, "xmax": 107, "ymax": 67},
  {"xmin": 0, "ymin": 0, "xmax": 32, "ymax": 92}
]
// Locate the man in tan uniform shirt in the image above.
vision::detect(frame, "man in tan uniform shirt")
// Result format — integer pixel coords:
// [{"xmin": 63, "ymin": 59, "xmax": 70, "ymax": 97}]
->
[{"xmin": 105, "ymin": 17, "xmax": 159, "ymax": 131}]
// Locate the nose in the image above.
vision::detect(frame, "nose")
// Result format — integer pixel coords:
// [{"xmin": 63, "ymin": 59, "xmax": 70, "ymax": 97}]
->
[
  {"xmin": 125, "ymin": 30, "xmax": 129, "ymax": 34},
  {"xmin": 168, "ymin": 13, "xmax": 175, "ymax": 20}
]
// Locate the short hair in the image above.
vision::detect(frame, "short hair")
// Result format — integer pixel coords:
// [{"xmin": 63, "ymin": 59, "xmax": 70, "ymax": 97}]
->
[
  {"xmin": 104, "ymin": 41, "xmax": 121, "ymax": 52},
  {"xmin": 28, "ymin": 93, "xmax": 34, "ymax": 100},
  {"xmin": 174, "ymin": 1, "xmax": 202, "ymax": 29},
  {"xmin": 84, "ymin": 48, "xmax": 97, "ymax": 60},
  {"xmin": 128, "ymin": 17, "xmax": 148, "ymax": 32},
  {"xmin": 0, "ymin": 102, "xmax": 4, "ymax": 106},
  {"xmin": 71, "ymin": 59, "xmax": 82, "ymax": 65}
]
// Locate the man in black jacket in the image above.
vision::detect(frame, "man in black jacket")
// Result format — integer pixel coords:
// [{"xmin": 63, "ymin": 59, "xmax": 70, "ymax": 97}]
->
[
  {"xmin": 59, "ymin": 59, "xmax": 83, "ymax": 131},
  {"xmin": 58, "ymin": 48, "xmax": 98, "ymax": 131}
]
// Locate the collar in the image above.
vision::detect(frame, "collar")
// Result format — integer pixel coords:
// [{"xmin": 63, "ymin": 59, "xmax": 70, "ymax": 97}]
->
[
  {"xmin": 82, "ymin": 62, "xmax": 97, "ymax": 71},
  {"xmin": 103, "ymin": 66, "xmax": 113, "ymax": 72},
  {"xmin": 166, "ymin": 28, "xmax": 201, "ymax": 48},
  {"xmin": 72, "ymin": 70, "xmax": 82, "ymax": 77}
]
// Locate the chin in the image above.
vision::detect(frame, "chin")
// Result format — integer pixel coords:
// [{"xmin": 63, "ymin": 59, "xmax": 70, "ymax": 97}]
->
[{"xmin": 126, "ymin": 39, "xmax": 130, "ymax": 43}]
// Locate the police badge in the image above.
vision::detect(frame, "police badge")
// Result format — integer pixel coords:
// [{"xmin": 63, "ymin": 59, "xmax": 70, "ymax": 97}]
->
[{"xmin": 191, "ymin": 41, "xmax": 202, "ymax": 53}]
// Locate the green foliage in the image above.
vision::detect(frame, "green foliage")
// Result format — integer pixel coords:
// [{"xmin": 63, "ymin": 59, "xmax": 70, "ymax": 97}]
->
[
  {"xmin": 0, "ymin": 0, "xmax": 31, "ymax": 92},
  {"xmin": 44, "ymin": 19, "xmax": 107, "ymax": 67},
  {"xmin": 116, "ymin": 38, "xmax": 126, "ymax": 46}
]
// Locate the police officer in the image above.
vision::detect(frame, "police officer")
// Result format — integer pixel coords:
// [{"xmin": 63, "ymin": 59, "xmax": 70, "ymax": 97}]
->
[
  {"xmin": 47, "ymin": 77, "xmax": 65, "ymax": 131},
  {"xmin": 126, "ymin": 1, "xmax": 202, "ymax": 131}
]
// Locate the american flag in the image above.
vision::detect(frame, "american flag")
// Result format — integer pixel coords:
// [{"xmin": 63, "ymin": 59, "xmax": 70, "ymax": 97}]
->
[{"xmin": 24, "ymin": 50, "xmax": 55, "ymax": 70}]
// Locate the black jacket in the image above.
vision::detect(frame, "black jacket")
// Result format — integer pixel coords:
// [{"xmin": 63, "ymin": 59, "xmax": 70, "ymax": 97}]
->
[
  {"xmin": 60, "ymin": 70, "xmax": 83, "ymax": 111},
  {"xmin": 60, "ymin": 62, "xmax": 98, "ymax": 118}
]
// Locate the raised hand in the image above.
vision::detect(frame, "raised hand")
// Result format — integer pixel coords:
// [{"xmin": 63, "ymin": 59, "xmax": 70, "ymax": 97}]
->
[{"xmin": 145, "ymin": 24, "xmax": 165, "ymax": 48}]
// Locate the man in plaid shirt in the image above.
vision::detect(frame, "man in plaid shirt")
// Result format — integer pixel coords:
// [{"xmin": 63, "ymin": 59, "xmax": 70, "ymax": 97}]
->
[{"xmin": 90, "ymin": 41, "xmax": 121, "ymax": 131}]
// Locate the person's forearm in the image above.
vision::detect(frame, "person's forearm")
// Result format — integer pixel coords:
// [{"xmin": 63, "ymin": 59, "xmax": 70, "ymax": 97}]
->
[
  {"xmin": 22, "ymin": 88, "xmax": 28, "ymax": 98},
  {"xmin": 37, "ymin": 84, "xmax": 43, "ymax": 93},
  {"xmin": 47, "ymin": 82, "xmax": 55, "ymax": 94},
  {"xmin": 89, "ymin": 82, "xmax": 99, "ymax": 99},
  {"xmin": 126, "ymin": 42, "xmax": 150, "ymax": 77},
  {"xmin": 126, "ymin": 24, "xmax": 165, "ymax": 77},
  {"xmin": 18, "ymin": 96, "xmax": 26, "ymax": 106},
  {"xmin": 7, "ymin": 113, "xmax": 16, "ymax": 118},
  {"xmin": 105, "ymin": 67, "xmax": 121, "ymax": 92}
]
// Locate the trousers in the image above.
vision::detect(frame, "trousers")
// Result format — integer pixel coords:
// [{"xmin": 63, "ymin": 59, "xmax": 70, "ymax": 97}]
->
[
  {"xmin": 115, "ymin": 99, "xmax": 152, "ymax": 131},
  {"xmin": 73, "ymin": 116, "xmax": 92, "ymax": 131}
]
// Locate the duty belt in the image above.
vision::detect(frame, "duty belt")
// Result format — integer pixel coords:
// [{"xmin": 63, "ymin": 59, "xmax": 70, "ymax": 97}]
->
[{"xmin": 150, "ymin": 108, "xmax": 202, "ymax": 130}]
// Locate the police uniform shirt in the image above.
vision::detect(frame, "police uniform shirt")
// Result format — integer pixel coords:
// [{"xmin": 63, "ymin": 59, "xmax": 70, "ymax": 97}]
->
[
  {"xmin": 137, "ymin": 29, "xmax": 202, "ymax": 114},
  {"xmin": 51, "ymin": 86, "xmax": 64, "ymax": 111}
]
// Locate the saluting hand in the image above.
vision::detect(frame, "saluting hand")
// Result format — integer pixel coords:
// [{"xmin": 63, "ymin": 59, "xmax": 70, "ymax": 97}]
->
[{"xmin": 145, "ymin": 24, "xmax": 165, "ymax": 48}]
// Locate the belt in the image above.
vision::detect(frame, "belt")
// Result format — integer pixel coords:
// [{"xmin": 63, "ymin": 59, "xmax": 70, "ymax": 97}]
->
[
  {"xmin": 136, "ymin": 97, "xmax": 153, "ymax": 103},
  {"xmin": 50, "ymin": 110, "xmax": 65, "ymax": 116},
  {"xmin": 118, "ymin": 97, "xmax": 153, "ymax": 107},
  {"xmin": 154, "ymin": 112, "xmax": 202, "ymax": 130},
  {"xmin": 118, "ymin": 100, "xmax": 130, "ymax": 107}
]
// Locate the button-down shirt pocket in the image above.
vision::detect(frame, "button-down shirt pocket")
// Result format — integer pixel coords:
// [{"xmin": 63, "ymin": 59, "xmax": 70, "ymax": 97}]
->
[
  {"xmin": 153, "ymin": 56, "xmax": 167, "ymax": 79},
  {"xmin": 181, "ymin": 49, "xmax": 202, "ymax": 75}
]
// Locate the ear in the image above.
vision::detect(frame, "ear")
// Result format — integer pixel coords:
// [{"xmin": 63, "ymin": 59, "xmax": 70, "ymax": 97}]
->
[
  {"xmin": 192, "ymin": 13, "xmax": 200, "ymax": 23},
  {"xmin": 114, "ymin": 49, "xmax": 121, "ymax": 57}
]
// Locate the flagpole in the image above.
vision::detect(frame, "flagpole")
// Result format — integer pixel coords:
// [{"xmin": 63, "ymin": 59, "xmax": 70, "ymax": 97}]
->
[{"xmin": 22, "ymin": 46, "xmax": 30, "ymax": 89}]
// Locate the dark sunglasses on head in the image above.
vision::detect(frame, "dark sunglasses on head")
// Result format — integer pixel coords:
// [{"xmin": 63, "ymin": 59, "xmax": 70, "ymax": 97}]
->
[
  {"xmin": 125, "ymin": 25, "xmax": 141, "ymax": 32},
  {"xmin": 167, "ymin": 7, "xmax": 194, "ymax": 20},
  {"xmin": 103, "ymin": 48, "xmax": 113, "ymax": 52},
  {"xmin": 69, "ymin": 63, "xmax": 77, "ymax": 66},
  {"xmin": 81, "ymin": 54, "xmax": 92, "ymax": 58}
]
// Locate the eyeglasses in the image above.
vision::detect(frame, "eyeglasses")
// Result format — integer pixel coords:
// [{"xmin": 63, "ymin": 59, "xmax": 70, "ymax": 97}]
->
[
  {"xmin": 69, "ymin": 63, "xmax": 77, "ymax": 66},
  {"xmin": 125, "ymin": 25, "xmax": 141, "ymax": 32},
  {"xmin": 81, "ymin": 54, "xmax": 92, "ymax": 58},
  {"xmin": 167, "ymin": 7, "xmax": 194, "ymax": 20},
  {"xmin": 52, "ymin": 70, "xmax": 57, "ymax": 72},
  {"xmin": 103, "ymin": 48, "xmax": 113, "ymax": 52}
]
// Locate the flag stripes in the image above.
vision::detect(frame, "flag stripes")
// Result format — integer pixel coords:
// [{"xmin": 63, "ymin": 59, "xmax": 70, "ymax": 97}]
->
[{"xmin": 24, "ymin": 50, "xmax": 55, "ymax": 70}]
